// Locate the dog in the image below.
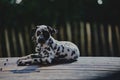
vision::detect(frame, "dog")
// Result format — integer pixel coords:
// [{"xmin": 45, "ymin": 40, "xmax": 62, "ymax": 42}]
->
[{"xmin": 17, "ymin": 25, "xmax": 80, "ymax": 65}]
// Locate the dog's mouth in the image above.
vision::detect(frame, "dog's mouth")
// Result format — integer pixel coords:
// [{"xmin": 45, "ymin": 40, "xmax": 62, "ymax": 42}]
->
[{"xmin": 38, "ymin": 37, "xmax": 46, "ymax": 44}]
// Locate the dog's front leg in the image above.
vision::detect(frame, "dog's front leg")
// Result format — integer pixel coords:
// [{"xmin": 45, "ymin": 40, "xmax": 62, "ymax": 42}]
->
[{"xmin": 17, "ymin": 53, "xmax": 42, "ymax": 66}]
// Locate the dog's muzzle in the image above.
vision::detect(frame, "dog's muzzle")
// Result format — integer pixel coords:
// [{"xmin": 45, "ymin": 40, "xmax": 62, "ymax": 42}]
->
[{"xmin": 38, "ymin": 36, "xmax": 45, "ymax": 43}]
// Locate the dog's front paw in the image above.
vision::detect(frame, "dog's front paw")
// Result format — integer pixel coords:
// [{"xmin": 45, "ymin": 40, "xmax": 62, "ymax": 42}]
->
[{"xmin": 17, "ymin": 59, "xmax": 26, "ymax": 66}]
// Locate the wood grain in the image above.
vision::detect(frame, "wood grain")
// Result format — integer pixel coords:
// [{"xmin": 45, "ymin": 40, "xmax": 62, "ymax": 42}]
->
[{"xmin": 0, "ymin": 57, "xmax": 120, "ymax": 80}]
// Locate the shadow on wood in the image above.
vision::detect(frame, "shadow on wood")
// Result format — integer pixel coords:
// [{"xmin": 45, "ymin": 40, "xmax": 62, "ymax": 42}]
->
[
  {"xmin": 91, "ymin": 71, "xmax": 120, "ymax": 80},
  {"xmin": 11, "ymin": 59, "xmax": 77, "ymax": 73},
  {"xmin": 10, "ymin": 66, "xmax": 39, "ymax": 73}
]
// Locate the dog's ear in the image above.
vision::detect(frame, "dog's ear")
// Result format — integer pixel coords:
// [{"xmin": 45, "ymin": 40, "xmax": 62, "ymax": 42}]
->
[
  {"xmin": 47, "ymin": 26, "xmax": 57, "ymax": 35},
  {"xmin": 31, "ymin": 28, "xmax": 37, "ymax": 36}
]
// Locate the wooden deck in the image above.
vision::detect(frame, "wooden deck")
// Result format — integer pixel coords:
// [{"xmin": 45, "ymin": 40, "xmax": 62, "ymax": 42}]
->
[{"xmin": 0, "ymin": 57, "xmax": 120, "ymax": 80}]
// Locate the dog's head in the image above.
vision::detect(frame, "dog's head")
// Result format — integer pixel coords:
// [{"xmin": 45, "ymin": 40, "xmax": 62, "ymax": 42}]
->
[{"xmin": 31, "ymin": 25, "xmax": 57, "ymax": 44}]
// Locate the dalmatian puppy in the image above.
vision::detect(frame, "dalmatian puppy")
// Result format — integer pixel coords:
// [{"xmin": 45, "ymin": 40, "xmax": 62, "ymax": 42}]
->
[{"xmin": 17, "ymin": 25, "xmax": 80, "ymax": 65}]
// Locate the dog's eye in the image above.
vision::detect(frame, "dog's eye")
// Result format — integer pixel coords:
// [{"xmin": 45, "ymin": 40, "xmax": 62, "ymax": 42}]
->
[{"xmin": 37, "ymin": 31, "xmax": 41, "ymax": 36}]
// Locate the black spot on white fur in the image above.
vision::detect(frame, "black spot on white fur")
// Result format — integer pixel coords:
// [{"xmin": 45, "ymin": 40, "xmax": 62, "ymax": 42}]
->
[
  {"xmin": 57, "ymin": 47, "xmax": 60, "ymax": 51},
  {"xmin": 71, "ymin": 51, "xmax": 75, "ymax": 56},
  {"xmin": 74, "ymin": 56, "xmax": 78, "ymax": 60},
  {"xmin": 56, "ymin": 52, "xmax": 60, "ymax": 56},
  {"xmin": 67, "ymin": 49, "xmax": 70, "ymax": 51},
  {"xmin": 58, "ymin": 54, "xmax": 67, "ymax": 58},
  {"xmin": 54, "ymin": 44, "xmax": 57, "ymax": 49},
  {"xmin": 49, "ymin": 38, "xmax": 53, "ymax": 44},
  {"xmin": 45, "ymin": 47, "xmax": 50, "ymax": 51},
  {"xmin": 61, "ymin": 45, "xmax": 64, "ymax": 52}
]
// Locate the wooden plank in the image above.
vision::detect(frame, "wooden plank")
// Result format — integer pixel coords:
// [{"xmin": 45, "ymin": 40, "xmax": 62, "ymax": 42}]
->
[
  {"xmin": 18, "ymin": 32, "xmax": 25, "ymax": 56},
  {"xmin": 24, "ymin": 26, "xmax": 31, "ymax": 54},
  {"xmin": 86, "ymin": 22, "xmax": 92, "ymax": 56},
  {"xmin": 0, "ymin": 70, "xmax": 117, "ymax": 80},
  {"xmin": 108, "ymin": 25, "xmax": 114, "ymax": 56},
  {"xmin": 4, "ymin": 29, "xmax": 11, "ymax": 57},
  {"xmin": 59, "ymin": 26, "xmax": 64, "ymax": 41},
  {"xmin": 0, "ymin": 57, "xmax": 120, "ymax": 80},
  {"xmin": 80, "ymin": 22, "xmax": 85, "ymax": 56},
  {"xmin": 11, "ymin": 28, "xmax": 18, "ymax": 57},
  {"xmin": 115, "ymin": 25, "xmax": 120, "ymax": 54},
  {"xmin": 100, "ymin": 24, "xmax": 107, "ymax": 55},
  {"xmin": 66, "ymin": 22, "xmax": 72, "ymax": 41},
  {"xmin": 0, "ymin": 35, "xmax": 2, "ymax": 57},
  {"xmin": 73, "ymin": 21, "xmax": 78, "ymax": 44},
  {"xmin": 93, "ymin": 23, "xmax": 100, "ymax": 56}
]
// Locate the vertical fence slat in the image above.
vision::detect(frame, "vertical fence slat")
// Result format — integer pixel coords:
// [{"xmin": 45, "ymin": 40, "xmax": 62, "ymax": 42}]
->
[
  {"xmin": 0, "ymin": 37, "xmax": 2, "ymax": 57},
  {"xmin": 100, "ymin": 24, "xmax": 107, "ymax": 55},
  {"xmin": 25, "ymin": 26, "xmax": 31, "ymax": 55},
  {"xmin": 86, "ymin": 22, "xmax": 92, "ymax": 56},
  {"xmin": 30, "ymin": 24, "xmax": 37, "ymax": 53},
  {"xmin": 108, "ymin": 25, "xmax": 114, "ymax": 56},
  {"xmin": 0, "ymin": 28, "xmax": 2, "ymax": 57},
  {"xmin": 59, "ymin": 26, "xmax": 64, "ymax": 40},
  {"xmin": 93, "ymin": 23, "xmax": 100, "ymax": 56},
  {"xmin": 5, "ymin": 29, "xmax": 11, "ymax": 57},
  {"xmin": 115, "ymin": 25, "xmax": 120, "ymax": 55},
  {"xmin": 66, "ymin": 22, "xmax": 72, "ymax": 41},
  {"xmin": 11, "ymin": 28, "xmax": 18, "ymax": 57},
  {"xmin": 18, "ymin": 32, "xmax": 25, "ymax": 56},
  {"xmin": 52, "ymin": 23, "xmax": 57, "ymax": 39},
  {"xmin": 73, "ymin": 22, "xmax": 78, "ymax": 44},
  {"xmin": 80, "ymin": 22, "xmax": 85, "ymax": 56}
]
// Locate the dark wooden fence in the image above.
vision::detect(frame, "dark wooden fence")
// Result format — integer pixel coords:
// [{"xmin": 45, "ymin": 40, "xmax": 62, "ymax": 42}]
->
[{"xmin": 0, "ymin": 21, "xmax": 120, "ymax": 57}]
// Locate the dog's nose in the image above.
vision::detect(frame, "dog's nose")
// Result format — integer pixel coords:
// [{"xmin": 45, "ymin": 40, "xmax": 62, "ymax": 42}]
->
[
  {"xmin": 38, "ymin": 37, "xmax": 43, "ymax": 43},
  {"xmin": 38, "ymin": 36, "xmax": 45, "ymax": 43},
  {"xmin": 39, "ymin": 35, "xmax": 44, "ymax": 38}
]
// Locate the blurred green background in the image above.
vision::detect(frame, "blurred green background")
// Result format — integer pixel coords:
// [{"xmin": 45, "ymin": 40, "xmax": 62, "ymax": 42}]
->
[{"xmin": 0, "ymin": 0, "xmax": 120, "ymax": 57}]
